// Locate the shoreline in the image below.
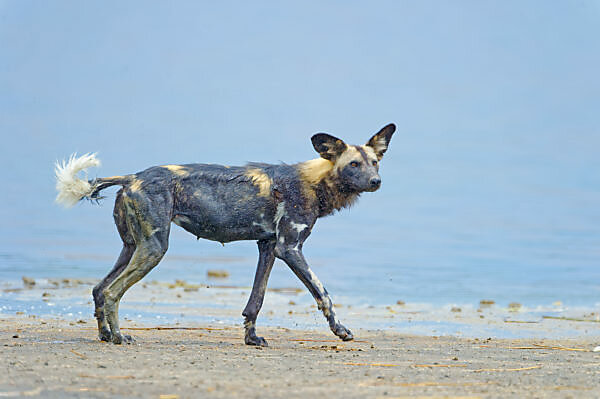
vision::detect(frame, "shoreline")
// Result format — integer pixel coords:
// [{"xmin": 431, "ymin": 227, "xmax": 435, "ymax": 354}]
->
[{"xmin": 2, "ymin": 277, "xmax": 600, "ymax": 340}]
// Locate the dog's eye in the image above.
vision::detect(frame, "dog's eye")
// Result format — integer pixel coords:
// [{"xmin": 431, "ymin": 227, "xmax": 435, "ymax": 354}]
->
[
  {"xmin": 372, "ymin": 160, "xmax": 377, "ymax": 166},
  {"xmin": 350, "ymin": 161, "xmax": 360, "ymax": 168}
]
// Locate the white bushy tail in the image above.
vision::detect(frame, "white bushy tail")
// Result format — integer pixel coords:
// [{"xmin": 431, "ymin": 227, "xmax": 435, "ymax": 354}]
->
[{"xmin": 55, "ymin": 153, "xmax": 101, "ymax": 208}]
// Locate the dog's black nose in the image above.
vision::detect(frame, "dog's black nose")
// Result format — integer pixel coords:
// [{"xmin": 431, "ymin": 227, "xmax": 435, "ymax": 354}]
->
[{"xmin": 369, "ymin": 178, "xmax": 381, "ymax": 188}]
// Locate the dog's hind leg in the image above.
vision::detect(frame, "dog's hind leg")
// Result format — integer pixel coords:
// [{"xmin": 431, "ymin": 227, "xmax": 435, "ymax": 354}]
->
[
  {"xmin": 242, "ymin": 239, "xmax": 276, "ymax": 346},
  {"xmin": 104, "ymin": 241, "xmax": 167, "ymax": 344},
  {"xmin": 92, "ymin": 244, "xmax": 135, "ymax": 341},
  {"xmin": 92, "ymin": 190, "xmax": 136, "ymax": 342},
  {"xmin": 102, "ymin": 190, "xmax": 172, "ymax": 344}
]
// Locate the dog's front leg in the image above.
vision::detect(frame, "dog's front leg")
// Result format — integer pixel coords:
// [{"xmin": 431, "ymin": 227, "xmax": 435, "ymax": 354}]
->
[
  {"xmin": 276, "ymin": 247, "xmax": 354, "ymax": 341},
  {"xmin": 242, "ymin": 239, "xmax": 276, "ymax": 346}
]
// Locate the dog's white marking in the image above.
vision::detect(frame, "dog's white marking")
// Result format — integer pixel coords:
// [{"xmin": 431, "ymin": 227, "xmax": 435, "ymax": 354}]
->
[
  {"xmin": 274, "ymin": 202, "xmax": 286, "ymax": 234},
  {"xmin": 252, "ymin": 220, "xmax": 275, "ymax": 234},
  {"xmin": 289, "ymin": 221, "xmax": 308, "ymax": 250},
  {"xmin": 307, "ymin": 268, "xmax": 326, "ymax": 297},
  {"xmin": 54, "ymin": 153, "xmax": 100, "ymax": 208},
  {"xmin": 290, "ymin": 221, "xmax": 308, "ymax": 233},
  {"xmin": 315, "ymin": 297, "xmax": 333, "ymax": 318}
]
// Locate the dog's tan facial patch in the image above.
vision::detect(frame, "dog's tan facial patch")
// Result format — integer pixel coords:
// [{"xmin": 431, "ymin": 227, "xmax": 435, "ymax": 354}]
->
[
  {"xmin": 245, "ymin": 168, "xmax": 272, "ymax": 197},
  {"xmin": 360, "ymin": 145, "xmax": 379, "ymax": 166},
  {"xmin": 334, "ymin": 146, "xmax": 362, "ymax": 171},
  {"xmin": 361, "ymin": 145, "xmax": 377, "ymax": 160},
  {"xmin": 161, "ymin": 165, "xmax": 190, "ymax": 177}
]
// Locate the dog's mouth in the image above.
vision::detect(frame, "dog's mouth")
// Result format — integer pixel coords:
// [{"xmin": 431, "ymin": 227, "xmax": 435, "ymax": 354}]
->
[
  {"xmin": 363, "ymin": 185, "xmax": 380, "ymax": 193},
  {"xmin": 363, "ymin": 179, "xmax": 381, "ymax": 192}
]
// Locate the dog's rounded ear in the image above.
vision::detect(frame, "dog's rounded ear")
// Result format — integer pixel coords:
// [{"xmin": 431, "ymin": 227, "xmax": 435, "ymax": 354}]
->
[
  {"xmin": 311, "ymin": 133, "xmax": 348, "ymax": 161},
  {"xmin": 366, "ymin": 123, "xmax": 396, "ymax": 160}
]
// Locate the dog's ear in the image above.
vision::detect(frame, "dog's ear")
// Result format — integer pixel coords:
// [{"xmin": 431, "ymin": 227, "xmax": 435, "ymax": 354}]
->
[
  {"xmin": 311, "ymin": 133, "xmax": 348, "ymax": 161},
  {"xmin": 366, "ymin": 123, "xmax": 395, "ymax": 160}
]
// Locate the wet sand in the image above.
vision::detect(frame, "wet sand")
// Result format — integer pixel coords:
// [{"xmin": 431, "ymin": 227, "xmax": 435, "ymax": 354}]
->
[
  {"xmin": 2, "ymin": 315, "xmax": 600, "ymax": 399},
  {"xmin": 4, "ymin": 277, "xmax": 600, "ymax": 339}
]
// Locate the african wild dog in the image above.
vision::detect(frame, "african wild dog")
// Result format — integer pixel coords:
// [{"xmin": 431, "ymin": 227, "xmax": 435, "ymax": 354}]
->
[{"xmin": 55, "ymin": 124, "xmax": 395, "ymax": 346}]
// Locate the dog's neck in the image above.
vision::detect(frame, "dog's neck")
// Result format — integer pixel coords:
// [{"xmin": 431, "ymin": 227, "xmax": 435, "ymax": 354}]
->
[{"xmin": 297, "ymin": 158, "xmax": 360, "ymax": 217}]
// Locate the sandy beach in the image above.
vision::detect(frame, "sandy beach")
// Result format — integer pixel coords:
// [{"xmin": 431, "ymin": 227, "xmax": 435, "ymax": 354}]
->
[
  {"xmin": 1, "ymin": 313, "xmax": 600, "ymax": 399},
  {"xmin": 2, "ymin": 279, "xmax": 599, "ymax": 398}
]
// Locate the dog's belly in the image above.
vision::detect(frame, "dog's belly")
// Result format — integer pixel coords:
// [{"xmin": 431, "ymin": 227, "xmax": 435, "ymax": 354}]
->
[{"xmin": 172, "ymin": 212, "xmax": 275, "ymax": 243}]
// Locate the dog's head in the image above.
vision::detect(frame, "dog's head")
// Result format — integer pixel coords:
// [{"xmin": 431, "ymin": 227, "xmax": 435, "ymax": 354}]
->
[{"xmin": 311, "ymin": 123, "xmax": 395, "ymax": 192}]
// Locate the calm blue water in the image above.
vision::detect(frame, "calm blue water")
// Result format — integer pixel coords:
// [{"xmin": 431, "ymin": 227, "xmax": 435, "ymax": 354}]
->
[
  {"xmin": 1, "ymin": 128, "xmax": 599, "ymax": 311},
  {"xmin": 0, "ymin": 2, "xmax": 599, "ymax": 315}
]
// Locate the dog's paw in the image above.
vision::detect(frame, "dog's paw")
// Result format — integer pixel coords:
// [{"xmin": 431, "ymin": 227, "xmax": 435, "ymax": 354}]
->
[
  {"xmin": 112, "ymin": 333, "xmax": 135, "ymax": 345},
  {"xmin": 332, "ymin": 324, "xmax": 354, "ymax": 341},
  {"xmin": 245, "ymin": 334, "xmax": 269, "ymax": 347},
  {"xmin": 98, "ymin": 327, "xmax": 112, "ymax": 342}
]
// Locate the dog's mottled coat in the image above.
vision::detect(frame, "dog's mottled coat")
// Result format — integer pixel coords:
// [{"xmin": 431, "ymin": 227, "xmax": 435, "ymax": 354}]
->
[{"xmin": 55, "ymin": 124, "xmax": 395, "ymax": 346}]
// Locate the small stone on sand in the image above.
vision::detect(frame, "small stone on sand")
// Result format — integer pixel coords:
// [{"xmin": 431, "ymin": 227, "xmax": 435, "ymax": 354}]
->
[
  {"xmin": 22, "ymin": 277, "xmax": 35, "ymax": 287},
  {"xmin": 207, "ymin": 270, "xmax": 229, "ymax": 278}
]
